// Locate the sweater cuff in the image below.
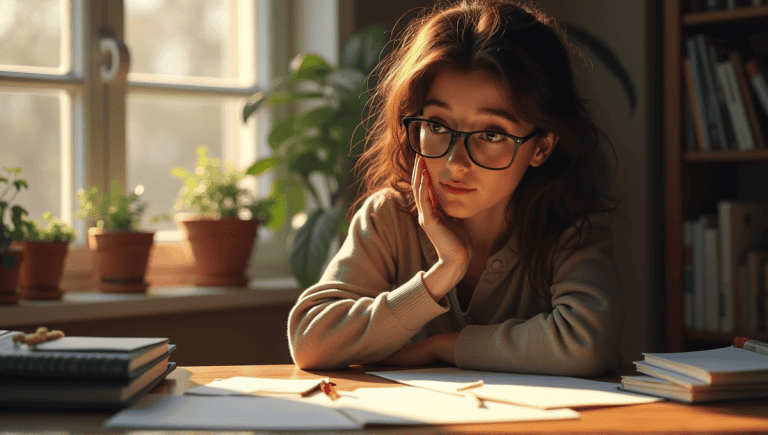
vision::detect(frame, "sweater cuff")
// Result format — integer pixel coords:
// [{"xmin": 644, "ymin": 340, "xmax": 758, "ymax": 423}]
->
[
  {"xmin": 385, "ymin": 272, "xmax": 449, "ymax": 331},
  {"xmin": 455, "ymin": 324, "xmax": 499, "ymax": 371}
]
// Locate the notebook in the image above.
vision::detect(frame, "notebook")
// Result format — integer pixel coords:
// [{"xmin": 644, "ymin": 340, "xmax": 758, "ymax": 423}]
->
[
  {"xmin": 620, "ymin": 375, "xmax": 768, "ymax": 403},
  {"xmin": 639, "ymin": 346, "xmax": 768, "ymax": 385},
  {"xmin": 0, "ymin": 330, "xmax": 170, "ymax": 379},
  {"xmin": 0, "ymin": 350, "xmax": 176, "ymax": 409}
]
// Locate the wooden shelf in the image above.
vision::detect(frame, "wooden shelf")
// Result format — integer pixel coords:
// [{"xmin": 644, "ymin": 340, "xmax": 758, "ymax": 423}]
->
[
  {"xmin": 684, "ymin": 5, "xmax": 768, "ymax": 25},
  {"xmin": 685, "ymin": 149, "xmax": 768, "ymax": 162},
  {"xmin": 664, "ymin": 0, "xmax": 768, "ymax": 353}
]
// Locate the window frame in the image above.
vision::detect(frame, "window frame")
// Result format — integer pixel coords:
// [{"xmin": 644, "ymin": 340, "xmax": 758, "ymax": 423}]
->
[{"xmin": 0, "ymin": 0, "xmax": 297, "ymax": 291}]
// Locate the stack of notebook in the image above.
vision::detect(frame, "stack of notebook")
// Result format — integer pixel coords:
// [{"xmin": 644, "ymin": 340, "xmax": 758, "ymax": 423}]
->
[
  {"xmin": 620, "ymin": 344, "xmax": 768, "ymax": 403},
  {"xmin": 0, "ymin": 330, "xmax": 176, "ymax": 408}
]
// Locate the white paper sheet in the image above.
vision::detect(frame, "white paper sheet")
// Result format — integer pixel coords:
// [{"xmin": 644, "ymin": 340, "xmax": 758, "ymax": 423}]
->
[
  {"xmin": 104, "ymin": 394, "xmax": 364, "ymax": 430},
  {"xmin": 369, "ymin": 367, "xmax": 662, "ymax": 409},
  {"xmin": 303, "ymin": 385, "xmax": 580, "ymax": 425},
  {"xmin": 184, "ymin": 376, "xmax": 327, "ymax": 396}
]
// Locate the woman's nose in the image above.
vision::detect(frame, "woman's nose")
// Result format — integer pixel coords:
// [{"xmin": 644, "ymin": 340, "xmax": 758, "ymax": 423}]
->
[{"xmin": 445, "ymin": 136, "xmax": 472, "ymax": 169}]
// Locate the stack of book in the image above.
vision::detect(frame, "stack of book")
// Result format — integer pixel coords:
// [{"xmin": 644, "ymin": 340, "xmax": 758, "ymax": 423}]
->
[
  {"xmin": 621, "ymin": 338, "xmax": 768, "ymax": 403},
  {"xmin": 0, "ymin": 330, "xmax": 176, "ymax": 408}
]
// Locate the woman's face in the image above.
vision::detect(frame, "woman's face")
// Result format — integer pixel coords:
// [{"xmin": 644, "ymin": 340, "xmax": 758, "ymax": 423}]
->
[{"xmin": 419, "ymin": 67, "xmax": 554, "ymax": 223}]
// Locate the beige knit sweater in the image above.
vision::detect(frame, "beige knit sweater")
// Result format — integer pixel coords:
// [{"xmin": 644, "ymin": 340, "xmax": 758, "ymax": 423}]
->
[{"xmin": 288, "ymin": 189, "xmax": 624, "ymax": 376}]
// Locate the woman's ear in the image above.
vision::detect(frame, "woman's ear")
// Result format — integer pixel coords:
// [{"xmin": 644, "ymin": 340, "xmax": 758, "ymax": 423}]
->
[{"xmin": 529, "ymin": 132, "xmax": 558, "ymax": 167}]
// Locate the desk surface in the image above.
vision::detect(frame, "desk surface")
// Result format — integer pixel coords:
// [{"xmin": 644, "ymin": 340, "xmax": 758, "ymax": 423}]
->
[{"xmin": 2, "ymin": 364, "xmax": 768, "ymax": 434}]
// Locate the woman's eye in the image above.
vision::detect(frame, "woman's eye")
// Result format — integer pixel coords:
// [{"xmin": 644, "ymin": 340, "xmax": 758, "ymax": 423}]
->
[
  {"xmin": 482, "ymin": 132, "xmax": 502, "ymax": 142},
  {"xmin": 428, "ymin": 122, "xmax": 447, "ymax": 133}
]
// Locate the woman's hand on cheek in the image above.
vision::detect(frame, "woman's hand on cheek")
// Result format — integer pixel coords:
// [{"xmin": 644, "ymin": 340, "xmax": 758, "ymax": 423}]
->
[{"xmin": 411, "ymin": 155, "xmax": 472, "ymax": 297}]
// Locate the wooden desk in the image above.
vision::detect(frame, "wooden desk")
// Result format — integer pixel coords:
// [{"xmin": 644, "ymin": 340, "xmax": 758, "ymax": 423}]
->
[{"xmin": 2, "ymin": 364, "xmax": 768, "ymax": 434}]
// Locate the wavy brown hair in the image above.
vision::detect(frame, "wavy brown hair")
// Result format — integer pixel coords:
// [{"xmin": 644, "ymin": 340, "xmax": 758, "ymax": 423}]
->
[{"xmin": 350, "ymin": 0, "xmax": 621, "ymax": 296}]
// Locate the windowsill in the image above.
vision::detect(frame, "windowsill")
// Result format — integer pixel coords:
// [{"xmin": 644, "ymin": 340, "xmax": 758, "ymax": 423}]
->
[{"xmin": 1, "ymin": 276, "xmax": 304, "ymax": 327}]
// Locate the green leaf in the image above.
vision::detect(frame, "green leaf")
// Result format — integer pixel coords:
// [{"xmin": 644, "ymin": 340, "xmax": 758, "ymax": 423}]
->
[
  {"xmin": 289, "ymin": 203, "xmax": 346, "ymax": 288},
  {"xmin": 268, "ymin": 115, "xmax": 300, "ymax": 150},
  {"xmin": 340, "ymin": 24, "xmax": 387, "ymax": 75},
  {"xmin": 289, "ymin": 54, "xmax": 333, "ymax": 82},
  {"xmin": 246, "ymin": 155, "xmax": 283, "ymax": 176},
  {"xmin": 13, "ymin": 180, "xmax": 28, "ymax": 190},
  {"xmin": 243, "ymin": 91, "xmax": 327, "ymax": 122},
  {"xmin": 263, "ymin": 192, "xmax": 286, "ymax": 232},
  {"xmin": 298, "ymin": 107, "xmax": 336, "ymax": 130}
]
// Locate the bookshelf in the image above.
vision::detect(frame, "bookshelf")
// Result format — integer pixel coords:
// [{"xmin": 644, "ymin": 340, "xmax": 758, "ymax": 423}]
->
[{"xmin": 665, "ymin": 0, "xmax": 768, "ymax": 352}]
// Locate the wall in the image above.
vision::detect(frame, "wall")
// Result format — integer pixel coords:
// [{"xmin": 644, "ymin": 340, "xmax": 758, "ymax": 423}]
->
[{"xmin": 352, "ymin": 0, "xmax": 663, "ymax": 365}]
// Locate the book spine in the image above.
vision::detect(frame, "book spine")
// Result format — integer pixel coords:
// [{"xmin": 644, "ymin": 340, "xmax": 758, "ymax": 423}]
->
[
  {"xmin": 704, "ymin": 226, "xmax": 722, "ymax": 331},
  {"xmin": 716, "ymin": 61, "xmax": 755, "ymax": 151},
  {"xmin": 730, "ymin": 51, "xmax": 766, "ymax": 149},
  {"xmin": 683, "ymin": 58, "xmax": 709, "ymax": 151},
  {"xmin": 746, "ymin": 59, "xmax": 768, "ymax": 118},
  {"xmin": 686, "ymin": 38, "xmax": 713, "ymax": 151},
  {"xmin": 683, "ymin": 220, "xmax": 695, "ymax": 328},
  {"xmin": 693, "ymin": 219, "xmax": 706, "ymax": 330},
  {"xmin": 708, "ymin": 45, "xmax": 737, "ymax": 150},
  {"xmin": 718, "ymin": 201, "xmax": 734, "ymax": 333},
  {"xmin": 697, "ymin": 34, "xmax": 728, "ymax": 150}
]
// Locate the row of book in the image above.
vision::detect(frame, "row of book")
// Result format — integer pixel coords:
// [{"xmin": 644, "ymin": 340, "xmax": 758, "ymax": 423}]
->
[
  {"xmin": 0, "ymin": 330, "xmax": 176, "ymax": 408},
  {"xmin": 683, "ymin": 201, "xmax": 768, "ymax": 334},
  {"xmin": 683, "ymin": 33, "xmax": 768, "ymax": 152},
  {"xmin": 691, "ymin": 0, "xmax": 766, "ymax": 11}
]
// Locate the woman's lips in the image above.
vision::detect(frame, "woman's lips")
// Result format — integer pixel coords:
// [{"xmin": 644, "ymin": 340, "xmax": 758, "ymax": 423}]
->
[{"xmin": 440, "ymin": 182, "xmax": 475, "ymax": 194}]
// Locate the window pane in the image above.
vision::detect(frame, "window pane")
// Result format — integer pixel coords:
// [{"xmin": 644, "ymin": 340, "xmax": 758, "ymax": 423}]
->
[
  {"xmin": 125, "ymin": 0, "xmax": 246, "ymax": 83},
  {"xmin": 0, "ymin": 90, "xmax": 64, "ymax": 223},
  {"xmin": 0, "ymin": 0, "xmax": 65, "ymax": 71},
  {"xmin": 126, "ymin": 95, "xmax": 228, "ymax": 231}
]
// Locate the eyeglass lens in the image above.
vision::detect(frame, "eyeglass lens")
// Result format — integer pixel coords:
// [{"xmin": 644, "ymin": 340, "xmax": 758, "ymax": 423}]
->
[{"xmin": 408, "ymin": 120, "xmax": 516, "ymax": 169}]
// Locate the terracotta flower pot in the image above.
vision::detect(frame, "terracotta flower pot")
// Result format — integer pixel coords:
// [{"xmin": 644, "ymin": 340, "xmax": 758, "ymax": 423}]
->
[
  {"xmin": 88, "ymin": 228, "xmax": 155, "ymax": 293},
  {"xmin": 17, "ymin": 240, "xmax": 70, "ymax": 300},
  {"xmin": 0, "ymin": 248, "xmax": 23, "ymax": 305},
  {"xmin": 179, "ymin": 218, "xmax": 260, "ymax": 287}
]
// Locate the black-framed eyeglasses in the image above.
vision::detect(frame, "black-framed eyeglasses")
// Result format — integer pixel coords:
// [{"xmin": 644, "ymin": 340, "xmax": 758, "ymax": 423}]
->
[{"xmin": 402, "ymin": 117, "xmax": 545, "ymax": 170}]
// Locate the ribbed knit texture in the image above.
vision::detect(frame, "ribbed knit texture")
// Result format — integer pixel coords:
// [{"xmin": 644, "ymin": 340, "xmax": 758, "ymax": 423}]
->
[{"xmin": 288, "ymin": 189, "xmax": 623, "ymax": 375}]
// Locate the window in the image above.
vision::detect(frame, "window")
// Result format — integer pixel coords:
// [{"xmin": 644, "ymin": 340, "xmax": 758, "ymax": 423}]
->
[{"xmin": 0, "ymin": 0, "xmax": 298, "ymax": 289}]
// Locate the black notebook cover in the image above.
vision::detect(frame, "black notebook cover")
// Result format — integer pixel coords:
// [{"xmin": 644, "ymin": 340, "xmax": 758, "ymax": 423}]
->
[
  {"xmin": 0, "ymin": 355, "xmax": 177, "ymax": 409},
  {"xmin": 0, "ymin": 331, "xmax": 170, "ymax": 379}
]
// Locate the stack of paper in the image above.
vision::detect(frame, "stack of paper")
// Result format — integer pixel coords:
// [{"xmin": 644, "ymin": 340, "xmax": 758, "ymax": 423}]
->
[
  {"xmin": 621, "ymin": 346, "xmax": 768, "ymax": 403},
  {"xmin": 105, "ymin": 368, "xmax": 662, "ymax": 431}
]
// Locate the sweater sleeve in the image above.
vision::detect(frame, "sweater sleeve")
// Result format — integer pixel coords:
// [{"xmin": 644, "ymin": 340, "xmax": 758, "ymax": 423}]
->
[
  {"xmin": 454, "ymin": 213, "xmax": 624, "ymax": 377},
  {"xmin": 288, "ymin": 192, "xmax": 450, "ymax": 370}
]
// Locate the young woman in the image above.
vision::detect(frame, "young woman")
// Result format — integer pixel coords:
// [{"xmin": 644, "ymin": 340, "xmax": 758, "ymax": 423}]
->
[{"xmin": 287, "ymin": 0, "xmax": 624, "ymax": 376}]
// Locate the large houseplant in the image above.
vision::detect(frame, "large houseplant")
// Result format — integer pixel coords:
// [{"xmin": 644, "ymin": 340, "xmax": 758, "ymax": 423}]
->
[
  {"xmin": 0, "ymin": 167, "xmax": 28, "ymax": 304},
  {"xmin": 242, "ymin": 23, "xmax": 637, "ymax": 289},
  {"xmin": 242, "ymin": 24, "xmax": 387, "ymax": 288},
  {"xmin": 171, "ymin": 145, "xmax": 274, "ymax": 287},
  {"xmin": 77, "ymin": 180, "xmax": 161, "ymax": 293},
  {"xmin": 17, "ymin": 212, "xmax": 75, "ymax": 300}
]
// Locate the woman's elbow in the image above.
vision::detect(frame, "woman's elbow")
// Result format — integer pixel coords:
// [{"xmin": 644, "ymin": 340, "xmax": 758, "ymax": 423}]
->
[{"xmin": 289, "ymin": 338, "xmax": 349, "ymax": 371}]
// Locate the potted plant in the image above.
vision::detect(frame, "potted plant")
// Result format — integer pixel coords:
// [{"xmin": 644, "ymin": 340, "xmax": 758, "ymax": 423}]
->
[
  {"xmin": 242, "ymin": 24, "xmax": 387, "ymax": 288},
  {"xmin": 17, "ymin": 212, "xmax": 75, "ymax": 300},
  {"xmin": 0, "ymin": 167, "xmax": 28, "ymax": 304},
  {"xmin": 242, "ymin": 23, "xmax": 637, "ymax": 289},
  {"xmin": 77, "ymin": 180, "xmax": 164, "ymax": 293},
  {"xmin": 171, "ymin": 145, "xmax": 274, "ymax": 287}
]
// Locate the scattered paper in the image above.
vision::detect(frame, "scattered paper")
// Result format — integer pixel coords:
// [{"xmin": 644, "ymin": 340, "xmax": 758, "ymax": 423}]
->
[
  {"xmin": 185, "ymin": 376, "xmax": 327, "ymax": 396},
  {"xmin": 303, "ymin": 385, "xmax": 580, "ymax": 425},
  {"xmin": 369, "ymin": 367, "xmax": 662, "ymax": 409},
  {"xmin": 104, "ymin": 394, "xmax": 363, "ymax": 430}
]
